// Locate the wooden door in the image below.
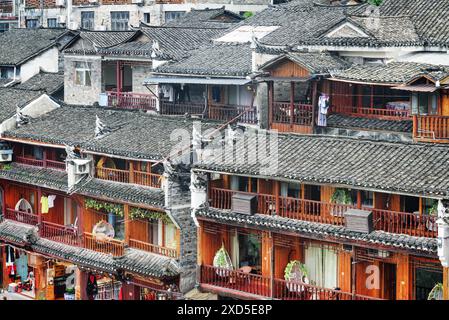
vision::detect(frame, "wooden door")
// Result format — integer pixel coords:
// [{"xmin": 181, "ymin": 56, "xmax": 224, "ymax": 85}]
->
[{"xmin": 442, "ymin": 93, "xmax": 449, "ymax": 116}]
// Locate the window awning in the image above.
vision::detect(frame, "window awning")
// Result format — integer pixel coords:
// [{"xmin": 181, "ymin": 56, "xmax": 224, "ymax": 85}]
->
[
  {"xmin": 391, "ymin": 84, "xmax": 439, "ymax": 92},
  {"xmin": 143, "ymin": 76, "xmax": 252, "ymax": 86}
]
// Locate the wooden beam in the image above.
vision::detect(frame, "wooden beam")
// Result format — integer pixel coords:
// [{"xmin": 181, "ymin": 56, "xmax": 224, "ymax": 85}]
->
[
  {"xmin": 444, "ymin": 267, "xmax": 449, "ymax": 300},
  {"xmin": 124, "ymin": 204, "xmax": 130, "ymax": 244}
]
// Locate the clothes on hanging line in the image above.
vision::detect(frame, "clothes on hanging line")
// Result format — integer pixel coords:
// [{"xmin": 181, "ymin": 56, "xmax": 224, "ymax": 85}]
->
[
  {"xmin": 41, "ymin": 196, "xmax": 49, "ymax": 214},
  {"xmin": 317, "ymin": 95, "xmax": 330, "ymax": 127},
  {"xmin": 48, "ymin": 195, "xmax": 56, "ymax": 209}
]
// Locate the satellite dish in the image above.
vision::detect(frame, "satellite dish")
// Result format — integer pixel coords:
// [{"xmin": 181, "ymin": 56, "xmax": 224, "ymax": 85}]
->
[{"xmin": 92, "ymin": 220, "xmax": 115, "ymax": 239}]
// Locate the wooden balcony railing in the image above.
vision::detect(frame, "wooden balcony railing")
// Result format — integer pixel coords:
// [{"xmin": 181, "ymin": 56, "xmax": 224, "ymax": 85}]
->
[
  {"xmin": 160, "ymin": 101, "xmax": 205, "ymax": 116},
  {"xmin": 83, "ymin": 232, "xmax": 125, "ymax": 256},
  {"xmin": 107, "ymin": 91, "xmax": 157, "ymax": 111},
  {"xmin": 331, "ymin": 105, "xmax": 411, "ymax": 120},
  {"xmin": 209, "ymin": 188, "xmax": 437, "ymax": 238},
  {"xmin": 129, "ymin": 238, "xmax": 178, "ymax": 258},
  {"xmin": 16, "ymin": 156, "xmax": 65, "ymax": 171},
  {"xmin": 96, "ymin": 167, "xmax": 163, "ymax": 188},
  {"xmin": 413, "ymin": 115, "xmax": 449, "ymax": 141},
  {"xmin": 272, "ymin": 102, "xmax": 313, "ymax": 126},
  {"xmin": 133, "ymin": 170, "xmax": 162, "ymax": 188},
  {"xmin": 41, "ymin": 221, "xmax": 79, "ymax": 246},
  {"xmin": 209, "ymin": 104, "xmax": 258, "ymax": 124},
  {"xmin": 4, "ymin": 208, "xmax": 39, "ymax": 226},
  {"xmin": 200, "ymin": 265, "xmax": 382, "ymax": 300}
]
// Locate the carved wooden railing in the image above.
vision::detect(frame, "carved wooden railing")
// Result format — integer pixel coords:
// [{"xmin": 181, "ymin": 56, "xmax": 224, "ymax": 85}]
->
[
  {"xmin": 272, "ymin": 102, "xmax": 313, "ymax": 125},
  {"xmin": 107, "ymin": 91, "xmax": 157, "ymax": 111},
  {"xmin": 331, "ymin": 105, "xmax": 411, "ymax": 120},
  {"xmin": 96, "ymin": 167, "xmax": 163, "ymax": 188},
  {"xmin": 41, "ymin": 221, "xmax": 79, "ymax": 246},
  {"xmin": 209, "ymin": 104, "xmax": 258, "ymax": 124},
  {"xmin": 129, "ymin": 238, "xmax": 178, "ymax": 258},
  {"xmin": 413, "ymin": 115, "xmax": 449, "ymax": 141},
  {"xmin": 4, "ymin": 208, "xmax": 38, "ymax": 226},
  {"xmin": 209, "ymin": 188, "xmax": 437, "ymax": 238},
  {"xmin": 160, "ymin": 101, "xmax": 205, "ymax": 116},
  {"xmin": 83, "ymin": 232, "xmax": 125, "ymax": 256},
  {"xmin": 16, "ymin": 156, "xmax": 65, "ymax": 171},
  {"xmin": 133, "ymin": 170, "xmax": 163, "ymax": 188}
]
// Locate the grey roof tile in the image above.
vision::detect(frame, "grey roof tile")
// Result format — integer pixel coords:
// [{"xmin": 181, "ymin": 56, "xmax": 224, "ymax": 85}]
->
[{"xmin": 12, "ymin": 71, "xmax": 64, "ymax": 94}]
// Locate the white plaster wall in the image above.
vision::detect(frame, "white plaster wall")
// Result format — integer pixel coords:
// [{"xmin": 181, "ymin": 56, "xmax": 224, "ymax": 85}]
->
[{"xmin": 20, "ymin": 46, "xmax": 59, "ymax": 82}]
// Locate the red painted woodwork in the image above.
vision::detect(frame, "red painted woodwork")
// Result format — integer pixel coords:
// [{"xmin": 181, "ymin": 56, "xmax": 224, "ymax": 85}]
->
[
  {"xmin": 129, "ymin": 238, "xmax": 178, "ymax": 258},
  {"xmin": 160, "ymin": 101, "xmax": 205, "ymax": 115},
  {"xmin": 414, "ymin": 114, "xmax": 449, "ymax": 141},
  {"xmin": 272, "ymin": 102, "xmax": 313, "ymax": 126},
  {"xmin": 208, "ymin": 104, "xmax": 258, "ymax": 124},
  {"xmin": 41, "ymin": 221, "xmax": 79, "ymax": 246},
  {"xmin": 96, "ymin": 167, "xmax": 162, "ymax": 188},
  {"xmin": 83, "ymin": 232, "xmax": 125, "ymax": 256},
  {"xmin": 331, "ymin": 105, "xmax": 411, "ymax": 119},
  {"xmin": 16, "ymin": 156, "xmax": 65, "ymax": 171},
  {"xmin": 4, "ymin": 208, "xmax": 38, "ymax": 225},
  {"xmin": 107, "ymin": 91, "xmax": 157, "ymax": 111}
]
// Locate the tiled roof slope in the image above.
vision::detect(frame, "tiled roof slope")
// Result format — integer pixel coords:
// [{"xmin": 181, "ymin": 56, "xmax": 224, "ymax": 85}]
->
[
  {"xmin": 163, "ymin": 7, "xmax": 242, "ymax": 29},
  {"xmin": 331, "ymin": 62, "xmax": 449, "ymax": 84},
  {"xmin": 79, "ymin": 30, "xmax": 138, "ymax": 48},
  {"xmin": 0, "ymin": 88, "xmax": 43, "ymax": 122},
  {"xmin": 3, "ymin": 105, "xmax": 218, "ymax": 160},
  {"xmin": 13, "ymin": 72, "xmax": 64, "ymax": 94},
  {"xmin": 0, "ymin": 28, "xmax": 69, "ymax": 66},
  {"xmin": 326, "ymin": 114, "xmax": 413, "ymax": 133},
  {"xmin": 155, "ymin": 42, "xmax": 252, "ymax": 77},
  {"xmin": 197, "ymin": 208, "xmax": 437, "ymax": 254},
  {"xmin": 195, "ymin": 132, "xmax": 449, "ymax": 197}
]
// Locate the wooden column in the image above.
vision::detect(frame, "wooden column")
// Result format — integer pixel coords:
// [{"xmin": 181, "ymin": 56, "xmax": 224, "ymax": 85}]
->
[
  {"xmin": 274, "ymin": 180, "xmax": 280, "ymax": 215},
  {"xmin": 261, "ymin": 231, "xmax": 274, "ymax": 298},
  {"xmin": 124, "ymin": 204, "xmax": 130, "ymax": 244},
  {"xmin": 311, "ymin": 81, "xmax": 318, "ymax": 130},
  {"xmin": 396, "ymin": 253, "xmax": 411, "ymax": 300},
  {"xmin": 443, "ymin": 267, "xmax": 449, "ymax": 300},
  {"xmin": 268, "ymin": 81, "xmax": 274, "ymax": 128},
  {"xmin": 290, "ymin": 82, "xmax": 295, "ymax": 127},
  {"xmin": 339, "ymin": 250, "xmax": 352, "ymax": 293},
  {"xmin": 413, "ymin": 114, "xmax": 418, "ymax": 138},
  {"xmin": 42, "ymin": 148, "xmax": 47, "ymax": 169},
  {"xmin": 129, "ymin": 162, "xmax": 134, "ymax": 184},
  {"xmin": 37, "ymin": 187, "xmax": 42, "ymax": 236},
  {"xmin": 357, "ymin": 190, "xmax": 362, "ymax": 209}
]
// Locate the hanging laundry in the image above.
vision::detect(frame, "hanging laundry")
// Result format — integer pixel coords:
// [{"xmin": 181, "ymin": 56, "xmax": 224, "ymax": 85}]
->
[
  {"xmin": 318, "ymin": 94, "xmax": 330, "ymax": 127},
  {"xmin": 48, "ymin": 195, "xmax": 56, "ymax": 209},
  {"xmin": 41, "ymin": 196, "xmax": 49, "ymax": 214}
]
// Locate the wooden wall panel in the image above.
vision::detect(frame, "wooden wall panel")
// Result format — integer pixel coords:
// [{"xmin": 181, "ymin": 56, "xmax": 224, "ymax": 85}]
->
[
  {"xmin": 321, "ymin": 186, "xmax": 335, "ymax": 216},
  {"xmin": 129, "ymin": 219, "xmax": 150, "ymax": 243},
  {"xmin": 261, "ymin": 232, "xmax": 272, "ymax": 278},
  {"xmin": 270, "ymin": 123, "xmax": 313, "ymax": 134},
  {"xmin": 269, "ymin": 60, "xmax": 310, "ymax": 78},
  {"xmin": 42, "ymin": 194, "xmax": 64, "ymax": 225},
  {"xmin": 338, "ymin": 251, "xmax": 352, "ymax": 292},
  {"xmin": 396, "ymin": 253, "xmax": 411, "ymax": 300},
  {"xmin": 329, "ymin": 80, "xmax": 354, "ymax": 108}
]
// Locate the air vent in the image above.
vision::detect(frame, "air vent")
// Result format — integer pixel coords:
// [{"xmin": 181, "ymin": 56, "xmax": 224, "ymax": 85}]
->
[
  {"xmin": 344, "ymin": 209, "xmax": 373, "ymax": 233},
  {"xmin": 231, "ymin": 193, "xmax": 257, "ymax": 215}
]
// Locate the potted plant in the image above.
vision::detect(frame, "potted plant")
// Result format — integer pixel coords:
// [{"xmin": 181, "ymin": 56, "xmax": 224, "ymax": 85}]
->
[
  {"xmin": 64, "ymin": 287, "xmax": 76, "ymax": 300},
  {"xmin": 284, "ymin": 260, "xmax": 309, "ymax": 292},
  {"xmin": 426, "ymin": 201, "xmax": 439, "ymax": 231},
  {"xmin": 213, "ymin": 245, "xmax": 233, "ymax": 277},
  {"xmin": 330, "ymin": 189, "xmax": 352, "ymax": 216},
  {"xmin": 428, "ymin": 283, "xmax": 443, "ymax": 300}
]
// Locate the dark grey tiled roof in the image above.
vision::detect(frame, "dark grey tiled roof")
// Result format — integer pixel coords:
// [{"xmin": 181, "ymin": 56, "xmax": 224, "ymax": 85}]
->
[
  {"xmin": 195, "ymin": 132, "xmax": 449, "ymax": 197},
  {"xmin": 0, "ymin": 88, "xmax": 43, "ymax": 122},
  {"xmin": 13, "ymin": 72, "xmax": 64, "ymax": 94},
  {"xmin": 0, "ymin": 219, "xmax": 36, "ymax": 245},
  {"xmin": 0, "ymin": 28, "xmax": 69, "ymax": 66},
  {"xmin": 155, "ymin": 42, "xmax": 252, "ymax": 77},
  {"xmin": 0, "ymin": 163, "xmax": 68, "ymax": 192},
  {"xmin": 3, "ymin": 105, "xmax": 218, "ymax": 160},
  {"xmin": 261, "ymin": 51, "xmax": 349, "ymax": 75},
  {"xmin": 79, "ymin": 30, "xmax": 138, "ymax": 48},
  {"xmin": 197, "ymin": 208, "xmax": 437, "ymax": 254},
  {"xmin": 163, "ymin": 7, "xmax": 242, "ymax": 29},
  {"xmin": 327, "ymin": 114, "xmax": 413, "ymax": 133},
  {"xmin": 76, "ymin": 178, "xmax": 165, "ymax": 208},
  {"xmin": 0, "ymin": 219, "xmax": 180, "ymax": 278},
  {"xmin": 331, "ymin": 62, "xmax": 449, "ymax": 84},
  {"xmin": 115, "ymin": 248, "xmax": 180, "ymax": 278},
  {"xmin": 140, "ymin": 26, "xmax": 226, "ymax": 61}
]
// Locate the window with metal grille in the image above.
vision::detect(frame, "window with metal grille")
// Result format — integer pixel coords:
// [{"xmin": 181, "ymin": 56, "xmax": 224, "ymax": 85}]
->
[
  {"xmin": 26, "ymin": 19, "xmax": 38, "ymax": 29},
  {"xmin": 81, "ymin": 11, "xmax": 94, "ymax": 30},
  {"xmin": 111, "ymin": 11, "xmax": 129, "ymax": 31},
  {"xmin": 47, "ymin": 18, "xmax": 57, "ymax": 28}
]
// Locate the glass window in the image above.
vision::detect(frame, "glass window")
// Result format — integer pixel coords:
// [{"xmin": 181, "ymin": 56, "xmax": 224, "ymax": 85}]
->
[
  {"xmin": 143, "ymin": 13, "xmax": 150, "ymax": 24},
  {"xmin": 81, "ymin": 11, "xmax": 94, "ymax": 30},
  {"xmin": 74, "ymin": 62, "xmax": 92, "ymax": 86},
  {"xmin": 0, "ymin": 23, "xmax": 10, "ymax": 33},
  {"xmin": 361, "ymin": 191, "xmax": 373, "ymax": 208},
  {"xmin": 111, "ymin": 11, "xmax": 129, "ymax": 31},
  {"xmin": 0, "ymin": 67, "xmax": 14, "ymax": 79},
  {"xmin": 305, "ymin": 245, "xmax": 338, "ymax": 288},
  {"xmin": 47, "ymin": 18, "xmax": 58, "ymax": 28},
  {"xmin": 26, "ymin": 19, "xmax": 39, "ymax": 29},
  {"xmin": 230, "ymin": 231, "xmax": 261, "ymax": 272},
  {"xmin": 164, "ymin": 223, "xmax": 177, "ymax": 249},
  {"xmin": 164, "ymin": 11, "xmax": 185, "ymax": 23}
]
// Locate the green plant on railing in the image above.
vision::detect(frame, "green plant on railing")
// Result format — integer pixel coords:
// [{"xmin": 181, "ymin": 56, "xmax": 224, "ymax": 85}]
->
[
  {"xmin": 284, "ymin": 260, "xmax": 308, "ymax": 282},
  {"xmin": 85, "ymin": 198, "xmax": 124, "ymax": 217},
  {"xmin": 0, "ymin": 164, "xmax": 12, "ymax": 170},
  {"xmin": 428, "ymin": 283, "xmax": 443, "ymax": 300},
  {"xmin": 330, "ymin": 188, "xmax": 353, "ymax": 205},
  {"xmin": 130, "ymin": 207, "xmax": 172, "ymax": 224},
  {"xmin": 428, "ymin": 201, "xmax": 439, "ymax": 216}
]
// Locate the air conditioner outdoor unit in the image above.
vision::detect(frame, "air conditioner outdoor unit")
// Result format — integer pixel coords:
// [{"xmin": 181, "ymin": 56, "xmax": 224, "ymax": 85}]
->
[
  {"xmin": 231, "ymin": 193, "xmax": 257, "ymax": 215},
  {"xmin": 0, "ymin": 142, "xmax": 13, "ymax": 163},
  {"xmin": 71, "ymin": 158, "xmax": 91, "ymax": 175}
]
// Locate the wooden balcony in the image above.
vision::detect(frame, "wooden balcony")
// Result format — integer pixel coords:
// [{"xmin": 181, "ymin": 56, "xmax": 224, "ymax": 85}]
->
[
  {"xmin": 16, "ymin": 156, "xmax": 65, "ymax": 171},
  {"xmin": 106, "ymin": 91, "xmax": 157, "ymax": 111},
  {"xmin": 331, "ymin": 105, "xmax": 411, "ymax": 120},
  {"xmin": 270, "ymin": 102, "xmax": 313, "ymax": 134},
  {"xmin": 160, "ymin": 101, "xmax": 205, "ymax": 116},
  {"xmin": 83, "ymin": 232, "xmax": 125, "ymax": 256},
  {"xmin": 96, "ymin": 167, "xmax": 162, "ymax": 188},
  {"xmin": 4, "ymin": 208, "xmax": 38, "ymax": 226},
  {"xmin": 41, "ymin": 221, "xmax": 79, "ymax": 246},
  {"xmin": 209, "ymin": 188, "xmax": 437, "ymax": 238},
  {"xmin": 200, "ymin": 265, "xmax": 381, "ymax": 300},
  {"xmin": 413, "ymin": 114, "xmax": 449, "ymax": 142},
  {"xmin": 129, "ymin": 238, "xmax": 179, "ymax": 258}
]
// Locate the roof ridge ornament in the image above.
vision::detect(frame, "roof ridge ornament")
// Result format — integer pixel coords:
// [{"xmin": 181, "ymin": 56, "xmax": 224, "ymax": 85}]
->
[
  {"xmin": 94, "ymin": 115, "xmax": 110, "ymax": 139},
  {"xmin": 15, "ymin": 105, "xmax": 29, "ymax": 128}
]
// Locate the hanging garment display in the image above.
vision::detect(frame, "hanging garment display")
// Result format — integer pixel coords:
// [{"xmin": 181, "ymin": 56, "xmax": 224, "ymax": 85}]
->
[
  {"xmin": 86, "ymin": 273, "xmax": 98, "ymax": 300},
  {"xmin": 16, "ymin": 252, "xmax": 29, "ymax": 281},
  {"xmin": 318, "ymin": 94, "xmax": 330, "ymax": 127},
  {"xmin": 48, "ymin": 195, "xmax": 56, "ymax": 208},
  {"xmin": 40, "ymin": 196, "xmax": 49, "ymax": 214}
]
